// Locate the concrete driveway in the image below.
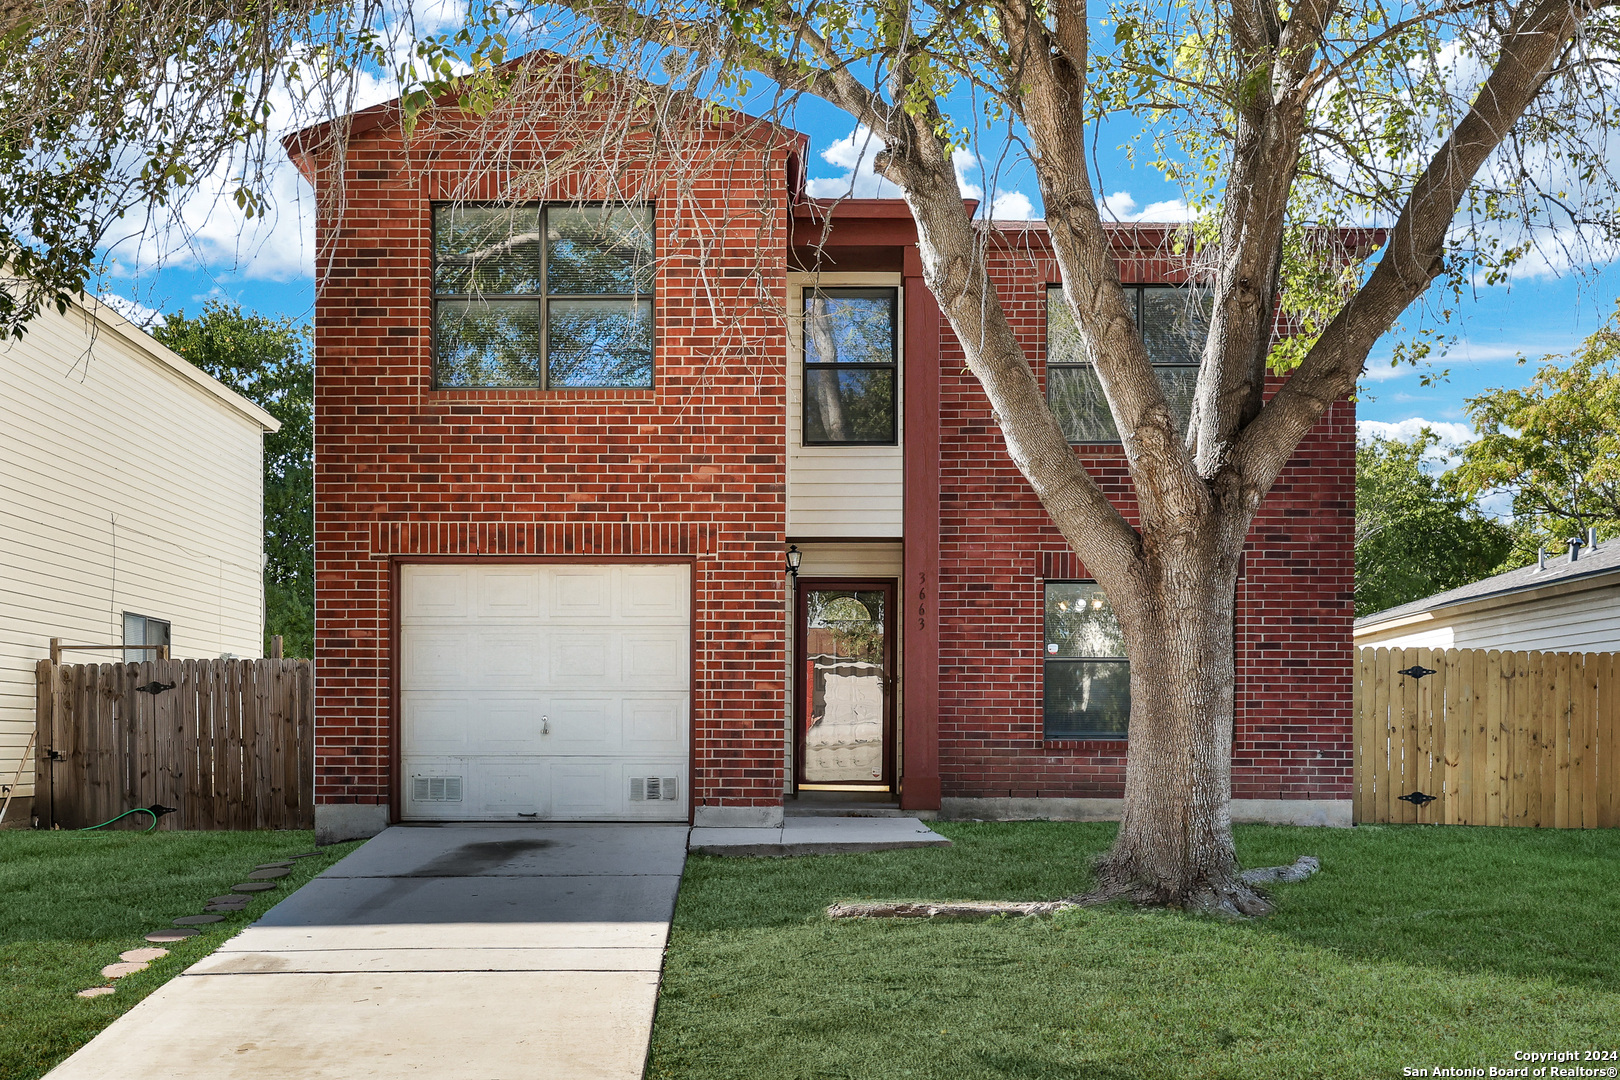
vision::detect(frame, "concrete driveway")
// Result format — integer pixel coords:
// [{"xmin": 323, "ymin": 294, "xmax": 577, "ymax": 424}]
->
[{"xmin": 46, "ymin": 824, "xmax": 688, "ymax": 1080}]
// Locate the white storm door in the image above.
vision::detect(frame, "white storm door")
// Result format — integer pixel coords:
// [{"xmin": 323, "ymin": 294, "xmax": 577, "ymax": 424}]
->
[{"xmin": 399, "ymin": 562, "xmax": 690, "ymax": 821}]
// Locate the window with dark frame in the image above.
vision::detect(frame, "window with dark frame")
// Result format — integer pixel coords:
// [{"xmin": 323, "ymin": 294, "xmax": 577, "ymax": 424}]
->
[
  {"xmin": 802, "ymin": 287, "xmax": 898, "ymax": 445},
  {"xmin": 1043, "ymin": 581, "xmax": 1129, "ymax": 739},
  {"xmin": 432, "ymin": 204, "xmax": 655, "ymax": 389},
  {"xmin": 123, "ymin": 613, "xmax": 171, "ymax": 663},
  {"xmin": 1046, "ymin": 284, "xmax": 1211, "ymax": 443}
]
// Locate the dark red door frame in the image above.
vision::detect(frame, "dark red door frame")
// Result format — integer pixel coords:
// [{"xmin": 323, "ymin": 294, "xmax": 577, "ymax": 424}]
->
[{"xmin": 902, "ymin": 248, "xmax": 942, "ymax": 809}]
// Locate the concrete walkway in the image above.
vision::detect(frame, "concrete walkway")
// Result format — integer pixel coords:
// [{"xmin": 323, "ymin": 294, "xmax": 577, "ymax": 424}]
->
[
  {"xmin": 690, "ymin": 815, "xmax": 950, "ymax": 856},
  {"xmin": 46, "ymin": 824, "xmax": 687, "ymax": 1080}
]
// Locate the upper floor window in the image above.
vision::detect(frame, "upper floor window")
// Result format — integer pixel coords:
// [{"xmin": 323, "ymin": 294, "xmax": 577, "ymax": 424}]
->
[
  {"xmin": 802, "ymin": 287, "xmax": 898, "ymax": 445},
  {"xmin": 123, "ymin": 612, "xmax": 171, "ymax": 663},
  {"xmin": 1042, "ymin": 582, "xmax": 1128, "ymax": 739},
  {"xmin": 432, "ymin": 204, "xmax": 655, "ymax": 389},
  {"xmin": 1046, "ymin": 285, "xmax": 1210, "ymax": 442}
]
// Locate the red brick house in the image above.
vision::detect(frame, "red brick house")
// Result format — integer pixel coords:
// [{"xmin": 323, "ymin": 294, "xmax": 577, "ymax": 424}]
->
[{"xmin": 287, "ymin": 84, "xmax": 1354, "ymax": 843}]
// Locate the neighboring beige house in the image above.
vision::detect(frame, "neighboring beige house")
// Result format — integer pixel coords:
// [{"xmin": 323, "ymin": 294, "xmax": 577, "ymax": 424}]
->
[
  {"xmin": 1354, "ymin": 534, "xmax": 1620, "ymax": 652},
  {"xmin": 0, "ymin": 296, "xmax": 280, "ymax": 816}
]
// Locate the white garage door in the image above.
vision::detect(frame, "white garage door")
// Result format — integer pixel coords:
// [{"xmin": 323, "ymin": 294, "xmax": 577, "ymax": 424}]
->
[{"xmin": 400, "ymin": 563, "xmax": 689, "ymax": 821}]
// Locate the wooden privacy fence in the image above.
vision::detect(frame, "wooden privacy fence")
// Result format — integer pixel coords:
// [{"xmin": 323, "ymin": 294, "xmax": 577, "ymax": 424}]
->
[
  {"xmin": 34, "ymin": 658, "xmax": 314, "ymax": 830},
  {"xmin": 1354, "ymin": 647, "xmax": 1620, "ymax": 828}
]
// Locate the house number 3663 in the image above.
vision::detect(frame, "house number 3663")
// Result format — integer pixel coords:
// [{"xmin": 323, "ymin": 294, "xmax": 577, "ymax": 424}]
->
[{"xmin": 917, "ymin": 570, "xmax": 927, "ymax": 631}]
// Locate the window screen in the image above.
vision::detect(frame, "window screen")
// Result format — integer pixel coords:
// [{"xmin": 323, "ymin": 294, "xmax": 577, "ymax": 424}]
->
[
  {"xmin": 1043, "ymin": 582, "xmax": 1128, "ymax": 739},
  {"xmin": 802, "ymin": 287, "xmax": 898, "ymax": 445},
  {"xmin": 1046, "ymin": 285, "xmax": 1208, "ymax": 443},
  {"xmin": 123, "ymin": 613, "xmax": 172, "ymax": 663},
  {"xmin": 432, "ymin": 204, "xmax": 654, "ymax": 389}
]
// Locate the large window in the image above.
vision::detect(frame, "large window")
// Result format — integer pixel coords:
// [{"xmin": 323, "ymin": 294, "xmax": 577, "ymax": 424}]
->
[
  {"xmin": 123, "ymin": 613, "xmax": 171, "ymax": 663},
  {"xmin": 1046, "ymin": 285, "xmax": 1210, "ymax": 442},
  {"xmin": 433, "ymin": 204, "xmax": 655, "ymax": 389},
  {"xmin": 802, "ymin": 287, "xmax": 898, "ymax": 444},
  {"xmin": 1043, "ymin": 582, "xmax": 1128, "ymax": 739}
]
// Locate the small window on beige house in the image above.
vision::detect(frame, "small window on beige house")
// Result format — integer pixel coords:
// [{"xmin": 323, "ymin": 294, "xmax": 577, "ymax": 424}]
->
[{"xmin": 123, "ymin": 613, "xmax": 171, "ymax": 663}]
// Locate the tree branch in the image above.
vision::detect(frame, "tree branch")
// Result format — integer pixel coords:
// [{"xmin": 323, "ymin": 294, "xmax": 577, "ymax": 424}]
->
[{"xmin": 1235, "ymin": 0, "xmax": 1616, "ymax": 498}]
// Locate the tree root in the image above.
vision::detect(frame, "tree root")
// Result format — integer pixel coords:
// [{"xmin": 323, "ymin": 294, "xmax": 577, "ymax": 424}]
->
[
  {"xmin": 1239, "ymin": 855, "xmax": 1321, "ymax": 885},
  {"xmin": 825, "ymin": 857, "xmax": 1321, "ymax": 921}
]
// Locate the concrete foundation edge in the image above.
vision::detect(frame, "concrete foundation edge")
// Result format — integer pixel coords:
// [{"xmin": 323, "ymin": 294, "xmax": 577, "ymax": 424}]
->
[
  {"xmin": 939, "ymin": 797, "xmax": 1354, "ymax": 827},
  {"xmin": 690, "ymin": 838, "xmax": 951, "ymax": 858},
  {"xmin": 315, "ymin": 804, "xmax": 391, "ymax": 845},
  {"xmin": 692, "ymin": 805, "xmax": 784, "ymax": 828}
]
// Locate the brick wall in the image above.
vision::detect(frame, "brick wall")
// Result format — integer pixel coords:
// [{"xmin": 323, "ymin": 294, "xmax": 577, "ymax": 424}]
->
[
  {"xmin": 934, "ymin": 242, "xmax": 1354, "ymax": 802},
  {"xmin": 307, "ymin": 110, "xmax": 1355, "ymax": 813},
  {"xmin": 307, "ymin": 114, "xmax": 794, "ymax": 815}
]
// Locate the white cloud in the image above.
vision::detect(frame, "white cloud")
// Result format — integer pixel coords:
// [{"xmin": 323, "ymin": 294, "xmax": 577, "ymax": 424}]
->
[
  {"xmin": 806, "ymin": 127, "xmax": 1037, "ymax": 219},
  {"xmin": 1357, "ymin": 417, "xmax": 1475, "ymax": 447},
  {"xmin": 990, "ymin": 191, "xmax": 1036, "ymax": 220},
  {"xmin": 1359, "ymin": 361, "xmax": 1413, "ymax": 382},
  {"xmin": 99, "ymin": 50, "xmax": 407, "ymax": 285},
  {"xmin": 806, "ymin": 127, "xmax": 902, "ymax": 199},
  {"xmin": 97, "ymin": 294, "xmax": 166, "ymax": 329},
  {"xmin": 1097, "ymin": 191, "xmax": 1197, "ymax": 223}
]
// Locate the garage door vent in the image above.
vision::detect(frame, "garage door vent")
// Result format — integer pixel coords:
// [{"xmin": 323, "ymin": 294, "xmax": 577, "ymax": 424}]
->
[
  {"xmin": 413, "ymin": 776, "xmax": 463, "ymax": 803},
  {"xmin": 629, "ymin": 776, "xmax": 679, "ymax": 802}
]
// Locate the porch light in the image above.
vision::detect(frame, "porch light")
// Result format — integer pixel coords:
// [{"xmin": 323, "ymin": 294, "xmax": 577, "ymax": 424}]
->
[{"xmin": 785, "ymin": 544, "xmax": 803, "ymax": 577}]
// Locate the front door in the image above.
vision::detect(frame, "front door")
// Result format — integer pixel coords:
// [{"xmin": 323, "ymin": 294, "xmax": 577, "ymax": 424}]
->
[{"xmin": 795, "ymin": 580, "xmax": 895, "ymax": 791}]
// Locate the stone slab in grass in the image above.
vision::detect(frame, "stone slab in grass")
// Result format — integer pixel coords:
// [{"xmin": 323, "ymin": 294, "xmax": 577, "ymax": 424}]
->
[
  {"xmin": 247, "ymin": 868, "xmax": 290, "ymax": 879},
  {"xmin": 121, "ymin": 948, "xmax": 168, "ymax": 963},
  {"xmin": 101, "ymin": 962, "xmax": 149, "ymax": 979},
  {"xmin": 231, "ymin": 883, "xmax": 276, "ymax": 892},
  {"xmin": 145, "ymin": 929, "xmax": 199, "ymax": 943},
  {"xmin": 172, "ymin": 915, "xmax": 224, "ymax": 926}
]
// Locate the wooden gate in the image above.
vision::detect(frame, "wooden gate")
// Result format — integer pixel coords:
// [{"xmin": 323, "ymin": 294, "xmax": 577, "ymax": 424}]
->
[
  {"xmin": 1354, "ymin": 647, "xmax": 1620, "ymax": 827},
  {"xmin": 34, "ymin": 657, "xmax": 314, "ymax": 830}
]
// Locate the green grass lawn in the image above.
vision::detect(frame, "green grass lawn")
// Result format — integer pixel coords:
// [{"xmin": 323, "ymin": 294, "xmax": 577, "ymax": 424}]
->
[
  {"xmin": 0, "ymin": 830, "xmax": 358, "ymax": 1080},
  {"xmin": 649, "ymin": 822, "xmax": 1620, "ymax": 1080}
]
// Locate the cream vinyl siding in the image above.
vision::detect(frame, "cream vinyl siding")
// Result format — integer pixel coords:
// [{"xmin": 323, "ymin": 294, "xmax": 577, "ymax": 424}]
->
[
  {"xmin": 0, "ymin": 299, "xmax": 277, "ymax": 802},
  {"xmin": 787, "ymin": 273, "xmax": 904, "ymax": 537},
  {"xmin": 1355, "ymin": 578, "xmax": 1620, "ymax": 653}
]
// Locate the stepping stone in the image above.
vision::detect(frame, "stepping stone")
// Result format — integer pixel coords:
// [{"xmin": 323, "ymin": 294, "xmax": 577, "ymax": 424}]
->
[
  {"xmin": 172, "ymin": 914, "xmax": 224, "ymax": 925},
  {"xmin": 120, "ymin": 948, "xmax": 168, "ymax": 963},
  {"xmin": 247, "ymin": 868, "xmax": 290, "ymax": 879},
  {"xmin": 101, "ymin": 961, "xmax": 149, "ymax": 979},
  {"xmin": 231, "ymin": 883, "xmax": 276, "ymax": 892},
  {"xmin": 203, "ymin": 905, "xmax": 245, "ymax": 914},
  {"xmin": 76, "ymin": 986, "xmax": 115, "ymax": 998},
  {"xmin": 208, "ymin": 895, "xmax": 245, "ymax": 904},
  {"xmin": 253, "ymin": 862, "xmax": 293, "ymax": 870},
  {"xmin": 145, "ymin": 929, "xmax": 198, "ymax": 943}
]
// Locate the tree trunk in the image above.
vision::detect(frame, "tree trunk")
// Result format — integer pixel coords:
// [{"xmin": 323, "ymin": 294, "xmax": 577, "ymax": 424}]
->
[{"xmin": 1089, "ymin": 525, "xmax": 1271, "ymax": 916}]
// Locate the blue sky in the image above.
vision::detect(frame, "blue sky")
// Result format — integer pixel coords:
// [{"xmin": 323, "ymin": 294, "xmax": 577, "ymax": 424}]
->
[{"xmin": 92, "ymin": 66, "xmax": 1620, "ymax": 456}]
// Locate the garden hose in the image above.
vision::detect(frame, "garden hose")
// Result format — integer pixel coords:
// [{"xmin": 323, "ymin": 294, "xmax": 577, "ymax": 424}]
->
[{"xmin": 79, "ymin": 805, "xmax": 179, "ymax": 833}]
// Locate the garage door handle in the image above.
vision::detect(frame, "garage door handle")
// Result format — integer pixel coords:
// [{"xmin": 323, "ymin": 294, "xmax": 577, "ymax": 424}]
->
[{"xmin": 541, "ymin": 715, "xmax": 550, "ymax": 735}]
